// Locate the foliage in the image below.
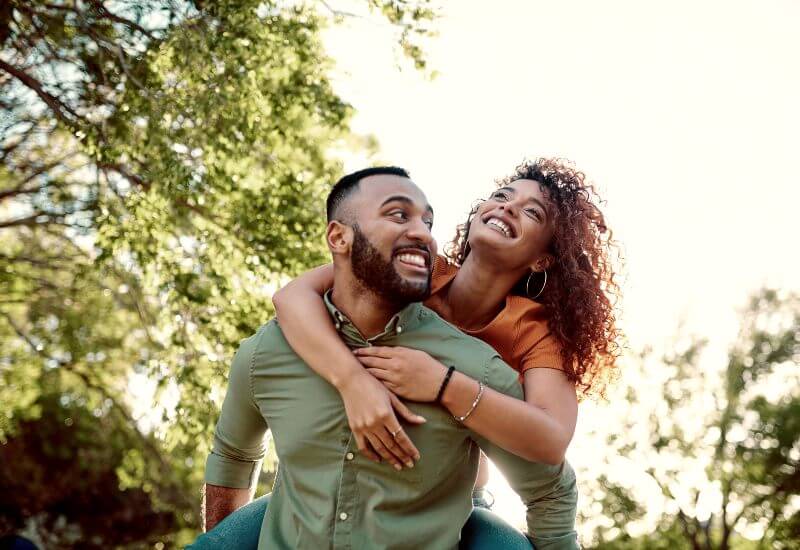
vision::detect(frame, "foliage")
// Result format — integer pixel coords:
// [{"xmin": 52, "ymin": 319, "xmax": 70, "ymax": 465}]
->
[
  {"xmin": 0, "ymin": 393, "xmax": 184, "ymax": 549},
  {"xmin": 580, "ymin": 289, "xmax": 800, "ymax": 550},
  {"xmin": 0, "ymin": 0, "xmax": 437, "ymax": 545}
]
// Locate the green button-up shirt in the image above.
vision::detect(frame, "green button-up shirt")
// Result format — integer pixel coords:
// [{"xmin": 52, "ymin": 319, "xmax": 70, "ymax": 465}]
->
[{"xmin": 205, "ymin": 294, "xmax": 578, "ymax": 550}]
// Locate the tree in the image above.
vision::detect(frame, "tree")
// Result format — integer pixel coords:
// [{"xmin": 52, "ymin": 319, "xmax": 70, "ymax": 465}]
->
[
  {"xmin": 0, "ymin": 394, "xmax": 181, "ymax": 548},
  {"xmin": 578, "ymin": 289, "xmax": 800, "ymax": 550},
  {"xmin": 0, "ymin": 0, "xmax": 437, "ymax": 545}
]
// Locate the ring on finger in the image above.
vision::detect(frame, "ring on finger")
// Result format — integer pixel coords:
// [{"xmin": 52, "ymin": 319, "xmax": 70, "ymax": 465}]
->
[{"xmin": 390, "ymin": 427, "xmax": 403, "ymax": 438}]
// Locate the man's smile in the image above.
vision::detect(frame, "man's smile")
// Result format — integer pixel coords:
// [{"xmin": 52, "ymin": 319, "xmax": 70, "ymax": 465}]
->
[{"xmin": 393, "ymin": 247, "xmax": 431, "ymax": 275}]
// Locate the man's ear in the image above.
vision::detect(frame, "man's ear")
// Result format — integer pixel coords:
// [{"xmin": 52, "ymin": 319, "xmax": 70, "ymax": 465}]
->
[
  {"xmin": 326, "ymin": 220, "xmax": 352, "ymax": 255},
  {"xmin": 530, "ymin": 253, "xmax": 554, "ymax": 273}
]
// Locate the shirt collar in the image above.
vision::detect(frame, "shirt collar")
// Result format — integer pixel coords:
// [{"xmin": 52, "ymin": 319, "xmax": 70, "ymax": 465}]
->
[{"xmin": 323, "ymin": 290, "xmax": 424, "ymax": 346}]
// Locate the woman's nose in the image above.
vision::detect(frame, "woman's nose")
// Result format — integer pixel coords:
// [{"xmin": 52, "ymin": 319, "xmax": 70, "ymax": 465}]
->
[{"xmin": 499, "ymin": 203, "xmax": 517, "ymax": 217}]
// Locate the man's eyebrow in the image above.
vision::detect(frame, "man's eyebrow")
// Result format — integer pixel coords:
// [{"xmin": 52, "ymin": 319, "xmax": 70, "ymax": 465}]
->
[{"xmin": 380, "ymin": 195, "xmax": 434, "ymax": 216}]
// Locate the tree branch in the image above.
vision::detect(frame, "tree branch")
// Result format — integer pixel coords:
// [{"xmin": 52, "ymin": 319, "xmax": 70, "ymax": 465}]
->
[
  {"xmin": 319, "ymin": 0, "xmax": 363, "ymax": 19},
  {"xmin": 98, "ymin": 162, "xmax": 150, "ymax": 190},
  {"xmin": 85, "ymin": 0, "xmax": 157, "ymax": 39},
  {"xmin": 0, "ymin": 152, "xmax": 81, "ymax": 202},
  {"xmin": 0, "ymin": 57, "xmax": 84, "ymax": 127},
  {"xmin": 0, "ymin": 214, "xmax": 44, "ymax": 229},
  {"xmin": 731, "ymin": 473, "xmax": 798, "ymax": 529},
  {"xmin": 646, "ymin": 468, "xmax": 702, "ymax": 550}
]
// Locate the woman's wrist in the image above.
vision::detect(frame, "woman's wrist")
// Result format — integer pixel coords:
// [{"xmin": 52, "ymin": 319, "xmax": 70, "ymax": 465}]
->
[
  {"xmin": 435, "ymin": 366, "xmax": 455, "ymax": 403},
  {"xmin": 330, "ymin": 358, "xmax": 371, "ymax": 392},
  {"xmin": 440, "ymin": 371, "xmax": 479, "ymax": 415}
]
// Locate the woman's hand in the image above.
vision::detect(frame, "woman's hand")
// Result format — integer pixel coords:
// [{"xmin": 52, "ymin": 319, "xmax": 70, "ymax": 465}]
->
[
  {"xmin": 354, "ymin": 346, "xmax": 449, "ymax": 402},
  {"xmin": 338, "ymin": 370, "xmax": 426, "ymax": 470}
]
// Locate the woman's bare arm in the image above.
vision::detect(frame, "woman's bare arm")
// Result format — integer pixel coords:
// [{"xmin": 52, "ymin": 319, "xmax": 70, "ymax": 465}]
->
[
  {"xmin": 272, "ymin": 265, "xmax": 356, "ymax": 386},
  {"xmin": 272, "ymin": 265, "xmax": 425, "ymax": 469},
  {"xmin": 442, "ymin": 367, "xmax": 577, "ymax": 465},
  {"xmin": 354, "ymin": 346, "xmax": 578, "ymax": 465}
]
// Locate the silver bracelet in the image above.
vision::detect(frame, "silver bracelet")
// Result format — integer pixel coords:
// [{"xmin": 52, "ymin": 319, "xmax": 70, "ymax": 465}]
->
[{"xmin": 454, "ymin": 382, "xmax": 485, "ymax": 422}]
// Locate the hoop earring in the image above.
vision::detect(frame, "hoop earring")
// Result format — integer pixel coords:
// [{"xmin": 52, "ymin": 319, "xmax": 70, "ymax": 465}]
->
[{"xmin": 526, "ymin": 270, "xmax": 547, "ymax": 300}]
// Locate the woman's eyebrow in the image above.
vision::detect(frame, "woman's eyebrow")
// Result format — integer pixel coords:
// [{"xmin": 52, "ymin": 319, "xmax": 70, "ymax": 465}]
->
[{"xmin": 529, "ymin": 197, "xmax": 548, "ymax": 214}]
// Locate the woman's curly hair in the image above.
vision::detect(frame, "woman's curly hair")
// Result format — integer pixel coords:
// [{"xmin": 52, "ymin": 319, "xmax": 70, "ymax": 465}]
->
[{"xmin": 445, "ymin": 158, "xmax": 622, "ymax": 399}]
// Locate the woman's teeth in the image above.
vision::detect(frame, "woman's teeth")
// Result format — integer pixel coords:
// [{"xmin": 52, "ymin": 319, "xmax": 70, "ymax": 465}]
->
[
  {"xmin": 397, "ymin": 253, "xmax": 426, "ymax": 267},
  {"xmin": 486, "ymin": 218, "xmax": 512, "ymax": 237}
]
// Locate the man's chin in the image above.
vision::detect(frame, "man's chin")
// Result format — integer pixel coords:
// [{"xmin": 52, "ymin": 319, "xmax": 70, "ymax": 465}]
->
[{"xmin": 396, "ymin": 279, "xmax": 431, "ymax": 302}]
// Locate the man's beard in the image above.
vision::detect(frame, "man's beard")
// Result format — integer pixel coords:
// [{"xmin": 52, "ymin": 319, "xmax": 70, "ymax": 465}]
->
[{"xmin": 350, "ymin": 224, "xmax": 432, "ymax": 305}]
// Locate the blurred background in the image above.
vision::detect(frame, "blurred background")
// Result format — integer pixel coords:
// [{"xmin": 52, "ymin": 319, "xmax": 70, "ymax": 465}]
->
[{"xmin": 1, "ymin": 1, "xmax": 797, "ymax": 548}]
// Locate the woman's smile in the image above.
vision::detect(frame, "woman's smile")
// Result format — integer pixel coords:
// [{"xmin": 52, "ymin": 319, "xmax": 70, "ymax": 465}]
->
[{"xmin": 484, "ymin": 216, "xmax": 514, "ymax": 238}]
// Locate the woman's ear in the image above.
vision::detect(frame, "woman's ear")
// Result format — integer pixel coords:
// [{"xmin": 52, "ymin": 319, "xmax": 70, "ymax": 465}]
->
[
  {"xmin": 326, "ymin": 220, "xmax": 352, "ymax": 255},
  {"xmin": 531, "ymin": 253, "xmax": 554, "ymax": 273}
]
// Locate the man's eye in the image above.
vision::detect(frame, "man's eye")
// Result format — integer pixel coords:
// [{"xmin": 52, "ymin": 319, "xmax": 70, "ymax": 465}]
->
[
  {"xmin": 389, "ymin": 210, "xmax": 408, "ymax": 221},
  {"xmin": 424, "ymin": 219, "xmax": 434, "ymax": 229}
]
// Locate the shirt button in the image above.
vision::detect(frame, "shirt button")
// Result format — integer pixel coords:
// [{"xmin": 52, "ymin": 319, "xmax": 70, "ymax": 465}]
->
[
  {"xmin": 396, "ymin": 326, "xmax": 403, "ymax": 334},
  {"xmin": 346, "ymin": 452, "xmax": 354, "ymax": 460},
  {"xmin": 339, "ymin": 512, "xmax": 348, "ymax": 521}
]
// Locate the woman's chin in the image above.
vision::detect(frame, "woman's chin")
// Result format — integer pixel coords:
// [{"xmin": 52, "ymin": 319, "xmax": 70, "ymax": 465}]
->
[{"xmin": 468, "ymin": 238, "xmax": 514, "ymax": 263}]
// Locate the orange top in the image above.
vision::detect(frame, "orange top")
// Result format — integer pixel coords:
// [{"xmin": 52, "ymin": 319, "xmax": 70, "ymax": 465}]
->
[{"xmin": 423, "ymin": 256, "xmax": 563, "ymax": 375}]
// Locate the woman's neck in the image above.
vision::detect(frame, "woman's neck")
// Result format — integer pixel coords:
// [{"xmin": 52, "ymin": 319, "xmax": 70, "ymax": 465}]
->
[{"xmin": 442, "ymin": 254, "xmax": 526, "ymax": 331}]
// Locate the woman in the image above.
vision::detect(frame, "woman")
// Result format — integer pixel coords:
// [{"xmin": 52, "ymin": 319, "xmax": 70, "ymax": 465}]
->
[{"xmin": 194, "ymin": 158, "xmax": 620, "ymax": 548}]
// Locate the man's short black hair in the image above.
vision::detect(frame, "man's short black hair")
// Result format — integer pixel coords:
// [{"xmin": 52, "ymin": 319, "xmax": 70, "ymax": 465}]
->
[{"xmin": 326, "ymin": 166, "xmax": 410, "ymax": 222}]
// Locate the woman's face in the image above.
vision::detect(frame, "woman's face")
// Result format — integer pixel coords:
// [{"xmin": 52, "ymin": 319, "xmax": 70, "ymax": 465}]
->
[{"xmin": 467, "ymin": 178, "xmax": 555, "ymax": 271}]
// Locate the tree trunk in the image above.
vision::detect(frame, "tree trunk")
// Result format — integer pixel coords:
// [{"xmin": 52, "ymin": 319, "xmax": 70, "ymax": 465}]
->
[
  {"xmin": 720, "ymin": 481, "xmax": 732, "ymax": 550},
  {"xmin": 678, "ymin": 511, "xmax": 703, "ymax": 550}
]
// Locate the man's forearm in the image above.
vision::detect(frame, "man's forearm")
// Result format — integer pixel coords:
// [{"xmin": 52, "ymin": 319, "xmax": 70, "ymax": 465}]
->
[{"xmin": 203, "ymin": 483, "xmax": 254, "ymax": 532}]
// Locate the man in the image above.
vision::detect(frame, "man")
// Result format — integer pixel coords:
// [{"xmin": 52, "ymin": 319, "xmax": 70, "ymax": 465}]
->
[{"xmin": 199, "ymin": 167, "xmax": 578, "ymax": 549}]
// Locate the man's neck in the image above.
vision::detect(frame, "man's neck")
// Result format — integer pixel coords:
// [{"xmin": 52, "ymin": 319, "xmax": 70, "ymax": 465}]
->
[
  {"xmin": 443, "ymin": 252, "xmax": 527, "ymax": 330},
  {"xmin": 330, "ymin": 272, "xmax": 401, "ymax": 339}
]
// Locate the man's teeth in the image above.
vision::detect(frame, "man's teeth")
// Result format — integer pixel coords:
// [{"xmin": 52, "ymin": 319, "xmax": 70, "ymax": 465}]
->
[
  {"xmin": 397, "ymin": 253, "xmax": 426, "ymax": 267},
  {"xmin": 486, "ymin": 218, "xmax": 512, "ymax": 237}
]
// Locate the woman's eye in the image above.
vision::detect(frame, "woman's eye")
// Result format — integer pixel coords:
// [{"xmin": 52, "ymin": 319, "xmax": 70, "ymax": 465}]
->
[
  {"xmin": 526, "ymin": 209, "xmax": 542, "ymax": 221},
  {"xmin": 492, "ymin": 191, "xmax": 509, "ymax": 201},
  {"xmin": 424, "ymin": 219, "xmax": 434, "ymax": 229}
]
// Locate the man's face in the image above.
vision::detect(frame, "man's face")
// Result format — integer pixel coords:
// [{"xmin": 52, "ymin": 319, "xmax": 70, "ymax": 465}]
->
[{"xmin": 346, "ymin": 175, "xmax": 436, "ymax": 304}]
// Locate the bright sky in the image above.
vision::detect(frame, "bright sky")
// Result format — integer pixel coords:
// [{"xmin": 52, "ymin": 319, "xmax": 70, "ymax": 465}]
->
[{"xmin": 322, "ymin": 0, "xmax": 800, "ymax": 534}]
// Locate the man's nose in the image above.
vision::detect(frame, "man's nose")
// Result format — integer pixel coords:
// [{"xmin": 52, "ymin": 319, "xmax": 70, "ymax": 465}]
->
[{"xmin": 405, "ymin": 218, "xmax": 434, "ymax": 245}]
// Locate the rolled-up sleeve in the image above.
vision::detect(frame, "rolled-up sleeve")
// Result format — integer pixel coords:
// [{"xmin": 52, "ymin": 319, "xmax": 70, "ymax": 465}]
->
[
  {"xmin": 204, "ymin": 329, "xmax": 269, "ymax": 489},
  {"xmin": 476, "ymin": 356, "xmax": 579, "ymax": 549}
]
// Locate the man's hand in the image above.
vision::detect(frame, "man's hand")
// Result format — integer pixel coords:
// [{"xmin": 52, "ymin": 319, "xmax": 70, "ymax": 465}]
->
[
  {"xmin": 203, "ymin": 484, "xmax": 253, "ymax": 532},
  {"xmin": 338, "ymin": 370, "xmax": 426, "ymax": 470}
]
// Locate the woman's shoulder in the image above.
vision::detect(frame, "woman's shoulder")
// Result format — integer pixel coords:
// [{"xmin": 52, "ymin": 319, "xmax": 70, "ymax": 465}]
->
[
  {"xmin": 504, "ymin": 296, "xmax": 564, "ymax": 373},
  {"xmin": 430, "ymin": 254, "xmax": 458, "ymax": 292},
  {"xmin": 505, "ymin": 294, "xmax": 549, "ymax": 323}
]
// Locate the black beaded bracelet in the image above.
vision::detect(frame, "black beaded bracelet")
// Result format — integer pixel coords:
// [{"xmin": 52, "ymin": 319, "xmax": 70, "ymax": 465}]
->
[{"xmin": 435, "ymin": 366, "xmax": 456, "ymax": 403}]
